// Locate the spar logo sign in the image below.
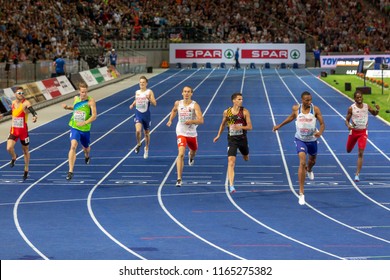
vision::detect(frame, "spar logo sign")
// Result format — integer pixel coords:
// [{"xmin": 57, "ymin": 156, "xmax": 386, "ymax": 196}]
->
[
  {"xmin": 290, "ymin": 49, "xmax": 300, "ymax": 60},
  {"xmin": 225, "ymin": 49, "xmax": 234, "ymax": 59},
  {"xmin": 241, "ymin": 49, "xmax": 301, "ymax": 59},
  {"xmin": 176, "ymin": 49, "xmax": 222, "ymax": 59}
]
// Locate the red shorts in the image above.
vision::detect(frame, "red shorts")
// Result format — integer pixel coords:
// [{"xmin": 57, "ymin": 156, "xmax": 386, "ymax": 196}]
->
[
  {"xmin": 9, "ymin": 126, "xmax": 30, "ymax": 145},
  {"xmin": 177, "ymin": 135, "xmax": 198, "ymax": 151},
  {"xmin": 346, "ymin": 129, "xmax": 367, "ymax": 152}
]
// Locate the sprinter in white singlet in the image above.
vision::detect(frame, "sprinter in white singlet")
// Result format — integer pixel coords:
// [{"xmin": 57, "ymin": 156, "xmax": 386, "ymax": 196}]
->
[
  {"xmin": 166, "ymin": 86, "xmax": 204, "ymax": 187},
  {"xmin": 345, "ymin": 90, "xmax": 380, "ymax": 182},
  {"xmin": 273, "ymin": 91, "xmax": 325, "ymax": 205},
  {"xmin": 129, "ymin": 76, "xmax": 157, "ymax": 159}
]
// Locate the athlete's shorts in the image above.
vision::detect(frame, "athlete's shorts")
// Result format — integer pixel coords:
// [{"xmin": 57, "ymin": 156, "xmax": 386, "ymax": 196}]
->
[
  {"xmin": 8, "ymin": 130, "xmax": 30, "ymax": 146},
  {"xmin": 70, "ymin": 128, "xmax": 91, "ymax": 148},
  {"xmin": 228, "ymin": 135, "xmax": 249, "ymax": 157},
  {"xmin": 294, "ymin": 138, "xmax": 317, "ymax": 156},
  {"xmin": 177, "ymin": 135, "xmax": 198, "ymax": 151},
  {"xmin": 346, "ymin": 129, "xmax": 367, "ymax": 152},
  {"xmin": 134, "ymin": 111, "xmax": 151, "ymax": 130}
]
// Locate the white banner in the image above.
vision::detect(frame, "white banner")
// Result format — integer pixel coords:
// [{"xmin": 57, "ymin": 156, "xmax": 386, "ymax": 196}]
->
[
  {"xmin": 79, "ymin": 70, "xmax": 99, "ymax": 86},
  {"xmin": 366, "ymin": 69, "xmax": 390, "ymax": 78},
  {"xmin": 321, "ymin": 55, "xmax": 390, "ymax": 69},
  {"xmin": 56, "ymin": 75, "xmax": 76, "ymax": 95},
  {"xmin": 1, "ymin": 260, "xmax": 388, "ymax": 280},
  {"xmin": 169, "ymin": 43, "xmax": 306, "ymax": 65}
]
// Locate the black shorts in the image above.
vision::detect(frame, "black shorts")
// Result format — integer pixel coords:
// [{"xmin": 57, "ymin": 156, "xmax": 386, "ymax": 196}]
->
[{"xmin": 227, "ymin": 135, "xmax": 249, "ymax": 157}]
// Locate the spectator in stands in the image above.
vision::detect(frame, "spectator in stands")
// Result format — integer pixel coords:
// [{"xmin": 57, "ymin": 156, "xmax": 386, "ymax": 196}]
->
[
  {"xmin": 0, "ymin": 0, "xmax": 388, "ymax": 67},
  {"xmin": 364, "ymin": 46, "xmax": 370, "ymax": 55},
  {"xmin": 98, "ymin": 52, "xmax": 107, "ymax": 67},
  {"xmin": 313, "ymin": 46, "xmax": 321, "ymax": 68},
  {"xmin": 109, "ymin": 48, "xmax": 117, "ymax": 69},
  {"xmin": 53, "ymin": 54, "xmax": 66, "ymax": 77}
]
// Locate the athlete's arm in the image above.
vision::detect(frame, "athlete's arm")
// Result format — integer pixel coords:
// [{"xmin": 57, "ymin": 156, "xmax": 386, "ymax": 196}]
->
[
  {"xmin": 23, "ymin": 100, "xmax": 38, "ymax": 122},
  {"xmin": 148, "ymin": 90, "xmax": 157, "ymax": 107},
  {"xmin": 166, "ymin": 100, "xmax": 179, "ymax": 127},
  {"xmin": 345, "ymin": 106, "xmax": 353, "ymax": 129},
  {"xmin": 185, "ymin": 103, "xmax": 203, "ymax": 125},
  {"xmin": 242, "ymin": 108, "xmax": 252, "ymax": 131},
  {"xmin": 129, "ymin": 99, "xmax": 136, "ymax": 109},
  {"xmin": 86, "ymin": 98, "xmax": 97, "ymax": 124},
  {"xmin": 213, "ymin": 110, "xmax": 227, "ymax": 142},
  {"xmin": 368, "ymin": 104, "xmax": 380, "ymax": 116},
  {"xmin": 273, "ymin": 104, "xmax": 298, "ymax": 131},
  {"xmin": 314, "ymin": 106, "xmax": 325, "ymax": 137}
]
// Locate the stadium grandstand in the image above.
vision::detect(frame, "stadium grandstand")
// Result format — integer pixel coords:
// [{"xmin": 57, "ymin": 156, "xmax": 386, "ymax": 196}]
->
[{"xmin": 0, "ymin": 0, "xmax": 389, "ymax": 86}]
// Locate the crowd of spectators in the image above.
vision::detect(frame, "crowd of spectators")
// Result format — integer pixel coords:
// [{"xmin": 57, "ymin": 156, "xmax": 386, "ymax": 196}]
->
[{"xmin": 0, "ymin": 0, "xmax": 389, "ymax": 64}]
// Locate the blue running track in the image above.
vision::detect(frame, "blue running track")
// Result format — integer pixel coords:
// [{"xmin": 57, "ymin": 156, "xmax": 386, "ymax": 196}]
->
[{"xmin": 1, "ymin": 68, "xmax": 390, "ymax": 260}]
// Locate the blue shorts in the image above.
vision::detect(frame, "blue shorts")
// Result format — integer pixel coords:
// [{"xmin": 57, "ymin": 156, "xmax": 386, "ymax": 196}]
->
[
  {"xmin": 70, "ymin": 128, "xmax": 91, "ymax": 148},
  {"xmin": 134, "ymin": 111, "xmax": 151, "ymax": 130},
  {"xmin": 294, "ymin": 138, "xmax": 317, "ymax": 156}
]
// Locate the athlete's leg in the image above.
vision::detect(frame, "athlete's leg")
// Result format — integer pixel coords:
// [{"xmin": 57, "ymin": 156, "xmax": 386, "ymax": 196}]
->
[
  {"xmin": 21, "ymin": 144, "xmax": 30, "ymax": 172},
  {"xmin": 135, "ymin": 122, "xmax": 143, "ymax": 146},
  {"xmin": 306, "ymin": 154, "xmax": 316, "ymax": 172},
  {"xmin": 356, "ymin": 148, "xmax": 364, "ymax": 176},
  {"xmin": 355, "ymin": 133, "xmax": 368, "ymax": 176},
  {"xmin": 346, "ymin": 133, "xmax": 357, "ymax": 153},
  {"xmin": 83, "ymin": 146, "xmax": 91, "ymax": 160},
  {"xmin": 187, "ymin": 137, "xmax": 198, "ymax": 161},
  {"xmin": 144, "ymin": 129, "xmax": 150, "ymax": 150},
  {"xmin": 228, "ymin": 155, "xmax": 236, "ymax": 187},
  {"xmin": 298, "ymin": 151, "xmax": 307, "ymax": 195},
  {"xmin": 6, "ymin": 139, "xmax": 17, "ymax": 161},
  {"xmin": 176, "ymin": 145, "xmax": 186, "ymax": 180},
  {"xmin": 68, "ymin": 139, "xmax": 78, "ymax": 173}
]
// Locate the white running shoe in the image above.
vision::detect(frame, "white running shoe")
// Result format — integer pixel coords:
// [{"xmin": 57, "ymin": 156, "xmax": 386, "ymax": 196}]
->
[
  {"xmin": 299, "ymin": 194, "xmax": 305, "ymax": 205},
  {"xmin": 144, "ymin": 147, "xmax": 148, "ymax": 159},
  {"xmin": 188, "ymin": 151, "xmax": 194, "ymax": 166},
  {"xmin": 354, "ymin": 175, "xmax": 359, "ymax": 182},
  {"xmin": 307, "ymin": 170, "xmax": 314, "ymax": 180}
]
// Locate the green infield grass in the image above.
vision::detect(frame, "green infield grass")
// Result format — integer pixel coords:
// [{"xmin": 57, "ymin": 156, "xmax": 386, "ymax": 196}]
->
[{"xmin": 320, "ymin": 73, "xmax": 390, "ymax": 122}]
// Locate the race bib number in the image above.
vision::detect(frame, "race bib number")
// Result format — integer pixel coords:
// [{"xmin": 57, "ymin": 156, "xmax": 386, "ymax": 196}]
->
[
  {"xmin": 12, "ymin": 117, "xmax": 24, "ymax": 128},
  {"xmin": 298, "ymin": 127, "xmax": 313, "ymax": 136},
  {"xmin": 74, "ymin": 110, "xmax": 86, "ymax": 122},
  {"xmin": 136, "ymin": 98, "xmax": 147, "ymax": 110},
  {"xmin": 229, "ymin": 124, "xmax": 243, "ymax": 136},
  {"xmin": 354, "ymin": 119, "xmax": 367, "ymax": 128}
]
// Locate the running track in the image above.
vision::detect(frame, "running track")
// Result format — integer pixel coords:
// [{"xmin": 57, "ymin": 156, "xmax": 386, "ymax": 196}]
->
[{"xmin": 1, "ymin": 68, "xmax": 389, "ymax": 260}]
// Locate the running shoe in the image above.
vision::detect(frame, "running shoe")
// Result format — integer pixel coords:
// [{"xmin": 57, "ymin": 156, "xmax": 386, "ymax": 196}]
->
[
  {"xmin": 176, "ymin": 179, "xmax": 182, "ymax": 187},
  {"xmin": 229, "ymin": 185, "xmax": 236, "ymax": 194},
  {"xmin": 188, "ymin": 151, "xmax": 194, "ymax": 166},
  {"xmin": 85, "ymin": 157, "xmax": 90, "ymax": 164},
  {"xmin": 10, "ymin": 155, "xmax": 17, "ymax": 168},
  {"xmin": 144, "ymin": 147, "xmax": 148, "ymax": 159},
  {"xmin": 23, "ymin": 171, "xmax": 28, "ymax": 181},
  {"xmin": 135, "ymin": 143, "xmax": 142, "ymax": 154},
  {"xmin": 354, "ymin": 175, "xmax": 360, "ymax": 182},
  {"xmin": 299, "ymin": 194, "xmax": 305, "ymax": 205},
  {"xmin": 306, "ymin": 170, "xmax": 314, "ymax": 180},
  {"xmin": 66, "ymin": 172, "xmax": 74, "ymax": 181}
]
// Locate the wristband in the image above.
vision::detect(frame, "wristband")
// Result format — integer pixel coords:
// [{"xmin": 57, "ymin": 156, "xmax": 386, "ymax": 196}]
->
[{"xmin": 28, "ymin": 106, "xmax": 37, "ymax": 117}]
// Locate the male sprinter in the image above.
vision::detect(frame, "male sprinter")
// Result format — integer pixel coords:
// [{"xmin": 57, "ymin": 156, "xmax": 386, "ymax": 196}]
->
[
  {"xmin": 0, "ymin": 87, "xmax": 38, "ymax": 180},
  {"xmin": 62, "ymin": 82, "xmax": 97, "ymax": 180}
]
